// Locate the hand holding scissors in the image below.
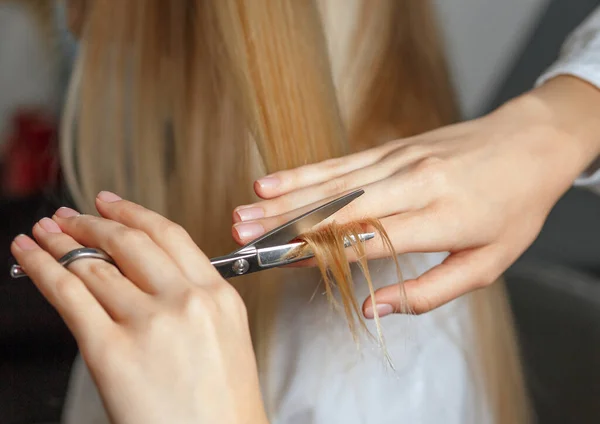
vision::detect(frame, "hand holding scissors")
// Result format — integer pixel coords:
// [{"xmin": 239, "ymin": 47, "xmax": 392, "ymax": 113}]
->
[
  {"xmin": 8, "ymin": 190, "xmax": 369, "ymax": 424},
  {"xmin": 11, "ymin": 189, "xmax": 372, "ymax": 279}
]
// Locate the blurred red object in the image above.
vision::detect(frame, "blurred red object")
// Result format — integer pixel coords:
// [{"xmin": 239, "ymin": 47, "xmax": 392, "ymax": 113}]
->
[{"xmin": 2, "ymin": 110, "xmax": 59, "ymax": 198}]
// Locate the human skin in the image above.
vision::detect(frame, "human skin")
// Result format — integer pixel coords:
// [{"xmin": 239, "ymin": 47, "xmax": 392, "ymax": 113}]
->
[
  {"xmin": 232, "ymin": 75, "xmax": 600, "ymax": 316},
  {"xmin": 11, "ymin": 192, "xmax": 269, "ymax": 424}
]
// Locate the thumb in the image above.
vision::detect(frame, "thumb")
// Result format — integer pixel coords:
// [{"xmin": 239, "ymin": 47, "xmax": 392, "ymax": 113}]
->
[{"xmin": 362, "ymin": 247, "xmax": 502, "ymax": 316}]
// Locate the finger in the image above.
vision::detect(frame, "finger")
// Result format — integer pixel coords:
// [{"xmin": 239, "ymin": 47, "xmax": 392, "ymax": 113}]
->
[
  {"xmin": 231, "ymin": 209, "xmax": 461, "ymax": 287},
  {"xmin": 235, "ymin": 159, "xmax": 401, "ymax": 224},
  {"xmin": 253, "ymin": 141, "xmax": 401, "ymax": 199},
  {"xmin": 362, "ymin": 247, "xmax": 502, "ymax": 316},
  {"xmin": 32, "ymin": 218, "xmax": 151, "ymax": 320},
  {"xmin": 232, "ymin": 172, "xmax": 435, "ymax": 245},
  {"xmin": 250, "ymin": 206, "xmax": 467, "ymax": 270},
  {"xmin": 377, "ymin": 207, "xmax": 461, "ymax": 254},
  {"xmin": 94, "ymin": 192, "xmax": 218, "ymax": 286},
  {"xmin": 11, "ymin": 234, "xmax": 112, "ymax": 345},
  {"xmin": 52, "ymin": 207, "xmax": 186, "ymax": 294},
  {"xmin": 235, "ymin": 141, "xmax": 430, "ymax": 223}
]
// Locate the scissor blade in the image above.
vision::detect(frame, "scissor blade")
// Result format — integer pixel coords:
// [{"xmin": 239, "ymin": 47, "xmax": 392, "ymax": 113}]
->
[
  {"xmin": 256, "ymin": 232, "xmax": 375, "ymax": 269},
  {"xmin": 243, "ymin": 189, "xmax": 364, "ymax": 250}
]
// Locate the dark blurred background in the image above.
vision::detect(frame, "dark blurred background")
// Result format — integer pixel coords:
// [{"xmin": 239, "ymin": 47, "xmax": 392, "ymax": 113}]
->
[{"xmin": 1, "ymin": 0, "xmax": 600, "ymax": 423}]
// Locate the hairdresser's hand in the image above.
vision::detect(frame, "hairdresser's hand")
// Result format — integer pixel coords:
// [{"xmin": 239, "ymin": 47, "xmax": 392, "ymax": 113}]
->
[
  {"xmin": 11, "ymin": 192, "xmax": 267, "ymax": 424},
  {"xmin": 232, "ymin": 76, "xmax": 600, "ymax": 315}
]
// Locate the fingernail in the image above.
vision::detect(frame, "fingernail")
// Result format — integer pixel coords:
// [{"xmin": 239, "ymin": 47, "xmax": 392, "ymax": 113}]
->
[
  {"xmin": 97, "ymin": 191, "xmax": 122, "ymax": 203},
  {"xmin": 235, "ymin": 207, "xmax": 265, "ymax": 222},
  {"xmin": 364, "ymin": 303, "xmax": 394, "ymax": 319},
  {"xmin": 233, "ymin": 222, "xmax": 265, "ymax": 240},
  {"xmin": 256, "ymin": 175, "xmax": 280, "ymax": 190},
  {"xmin": 55, "ymin": 207, "xmax": 80, "ymax": 218},
  {"xmin": 39, "ymin": 218, "xmax": 62, "ymax": 233},
  {"xmin": 14, "ymin": 234, "xmax": 37, "ymax": 251}
]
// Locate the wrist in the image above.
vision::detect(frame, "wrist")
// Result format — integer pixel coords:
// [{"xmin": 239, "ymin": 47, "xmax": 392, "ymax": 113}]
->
[
  {"xmin": 482, "ymin": 75, "xmax": 600, "ymax": 205},
  {"xmin": 516, "ymin": 75, "xmax": 600, "ymax": 168}
]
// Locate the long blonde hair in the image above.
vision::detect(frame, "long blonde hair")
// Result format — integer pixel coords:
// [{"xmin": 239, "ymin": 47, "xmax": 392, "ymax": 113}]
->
[{"xmin": 60, "ymin": 0, "xmax": 530, "ymax": 421}]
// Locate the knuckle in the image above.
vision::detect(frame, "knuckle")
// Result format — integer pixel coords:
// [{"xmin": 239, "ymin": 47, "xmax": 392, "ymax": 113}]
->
[
  {"xmin": 180, "ymin": 288, "xmax": 212, "ymax": 318},
  {"xmin": 394, "ymin": 142, "xmax": 425, "ymax": 160},
  {"xmin": 108, "ymin": 226, "xmax": 149, "ymax": 250},
  {"xmin": 410, "ymin": 294, "xmax": 435, "ymax": 315},
  {"xmin": 145, "ymin": 309, "xmax": 178, "ymax": 338},
  {"xmin": 413, "ymin": 157, "xmax": 449, "ymax": 192},
  {"xmin": 115, "ymin": 202, "xmax": 142, "ymax": 222},
  {"xmin": 157, "ymin": 220, "xmax": 189, "ymax": 242},
  {"xmin": 322, "ymin": 177, "xmax": 348, "ymax": 198},
  {"xmin": 178, "ymin": 286, "xmax": 245, "ymax": 335},
  {"xmin": 429, "ymin": 198, "xmax": 460, "ymax": 234},
  {"xmin": 214, "ymin": 283, "xmax": 245, "ymax": 311},
  {"xmin": 213, "ymin": 284, "xmax": 248, "ymax": 324},
  {"xmin": 87, "ymin": 261, "xmax": 121, "ymax": 281},
  {"xmin": 172, "ymin": 286, "xmax": 247, "ymax": 331},
  {"xmin": 414, "ymin": 155, "xmax": 443, "ymax": 173},
  {"xmin": 64, "ymin": 214, "xmax": 88, "ymax": 233},
  {"xmin": 54, "ymin": 275, "xmax": 82, "ymax": 302},
  {"xmin": 320, "ymin": 157, "xmax": 343, "ymax": 173}
]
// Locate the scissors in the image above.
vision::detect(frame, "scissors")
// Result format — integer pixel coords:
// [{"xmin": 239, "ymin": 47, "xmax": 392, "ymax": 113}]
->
[{"xmin": 10, "ymin": 189, "xmax": 374, "ymax": 279}]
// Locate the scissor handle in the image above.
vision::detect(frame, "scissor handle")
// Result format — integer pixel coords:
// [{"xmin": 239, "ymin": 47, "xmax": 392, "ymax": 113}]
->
[{"xmin": 210, "ymin": 249, "xmax": 261, "ymax": 279}]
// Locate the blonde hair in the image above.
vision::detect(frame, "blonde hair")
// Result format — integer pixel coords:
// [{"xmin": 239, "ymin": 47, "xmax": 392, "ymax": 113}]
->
[
  {"xmin": 297, "ymin": 219, "xmax": 404, "ymax": 365},
  {"xmin": 61, "ymin": 0, "xmax": 530, "ymax": 421}
]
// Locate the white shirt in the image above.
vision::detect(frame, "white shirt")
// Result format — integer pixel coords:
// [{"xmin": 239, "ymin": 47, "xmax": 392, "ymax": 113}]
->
[{"xmin": 536, "ymin": 6, "xmax": 600, "ymax": 193}]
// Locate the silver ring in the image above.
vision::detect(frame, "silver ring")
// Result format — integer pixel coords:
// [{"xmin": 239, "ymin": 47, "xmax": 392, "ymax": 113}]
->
[{"xmin": 10, "ymin": 248, "xmax": 116, "ymax": 279}]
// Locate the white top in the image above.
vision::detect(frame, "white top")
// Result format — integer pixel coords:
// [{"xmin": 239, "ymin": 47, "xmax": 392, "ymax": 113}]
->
[
  {"xmin": 55, "ymin": 4, "xmax": 600, "ymax": 424},
  {"xmin": 536, "ymin": 6, "xmax": 600, "ymax": 193},
  {"xmin": 262, "ymin": 258, "xmax": 491, "ymax": 424}
]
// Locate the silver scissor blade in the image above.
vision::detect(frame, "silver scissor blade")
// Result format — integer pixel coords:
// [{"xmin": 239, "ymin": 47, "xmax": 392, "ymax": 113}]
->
[
  {"xmin": 242, "ymin": 189, "xmax": 364, "ymax": 250},
  {"xmin": 256, "ymin": 232, "xmax": 375, "ymax": 268}
]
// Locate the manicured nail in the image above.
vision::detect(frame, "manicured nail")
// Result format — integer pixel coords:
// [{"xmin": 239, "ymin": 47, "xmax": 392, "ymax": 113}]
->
[
  {"xmin": 97, "ymin": 191, "xmax": 122, "ymax": 203},
  {"xmin": 14, "ymin": 234, "xmax": 37, "ymax": 251},
  {"xmin": 38, "ymin": 217, "xmax": 62, "ymax": 233},
  {"xmin": 255, "ymin": 175, "xmax": 280, "ymax": 190},
  {"xmin": 364, "ymin": 303, "xmax": 394, "ymax": 319},
  {"xmin": 235, "ymin": 207, "xmax": 265, "ymax": 222},
  {"xmin": 55, "ymin": 207, "xmax": 80, "ymax": 218},
  {"xmin": 233, "ymin": 222, "xmax": 265, "ymax": 240}
]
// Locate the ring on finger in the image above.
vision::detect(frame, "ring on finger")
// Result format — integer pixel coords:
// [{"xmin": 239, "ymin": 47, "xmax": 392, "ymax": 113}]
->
[{"xmin": 11, "ymin": 248, "xmax": 116, "ymax": 279}]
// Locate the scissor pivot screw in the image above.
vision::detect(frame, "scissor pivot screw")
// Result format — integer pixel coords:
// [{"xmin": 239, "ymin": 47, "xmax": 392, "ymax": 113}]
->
[{"xmin": 232, "ymin": 259, "xmax": 250, "ymax": 275}]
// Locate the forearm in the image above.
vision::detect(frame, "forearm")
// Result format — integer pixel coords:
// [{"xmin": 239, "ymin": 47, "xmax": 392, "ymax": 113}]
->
[
  {"xmin": 494, "ymin": 75, "xmax": 600, "ymax": 192},
  {"xmin": 525, "ymin": 6, "xmax": 600, "ymax": 187},
  {"xmin": 528, "ymin": 75, "xmax": 600, "ymax": 170}
]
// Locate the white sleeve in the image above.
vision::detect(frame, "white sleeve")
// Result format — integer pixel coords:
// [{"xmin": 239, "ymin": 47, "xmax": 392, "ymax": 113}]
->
[{"xmin": 536, "ymin": 6, "xmax": 600, "ymax": 193}]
